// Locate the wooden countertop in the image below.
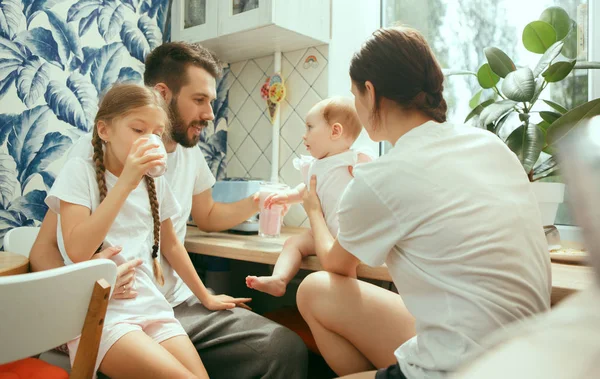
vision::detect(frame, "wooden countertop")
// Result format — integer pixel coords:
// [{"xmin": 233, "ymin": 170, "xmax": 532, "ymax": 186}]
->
[
  {"xmin": 0, "ymin": 251, "xmax": 29, "ymax": 276},
  {"xmin": 184, "ymin": 226, "xmax": 595, "ymax": 305}
]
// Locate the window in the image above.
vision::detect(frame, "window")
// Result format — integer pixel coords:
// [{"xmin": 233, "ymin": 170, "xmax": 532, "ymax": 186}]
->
[{"xmin": 382, "ymin": 0, "xmax": 598, "ymax": 225}]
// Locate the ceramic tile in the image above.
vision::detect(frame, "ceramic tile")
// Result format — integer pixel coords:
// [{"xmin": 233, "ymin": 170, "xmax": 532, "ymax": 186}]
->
[
  {"xmin": 279, "ymin": 99, "xmax": 293, "ymax": 125},
  {"xmin": 280, "ymin": 157, "xmax": 303, "ymax": 188},
  {"xmin": 294, "ymin": 141, "xmax": 310, "ymax": 157},
  {"xmin": 250, "ymin": 73, "xmax": 269, "ymax": 111},
  {"xmin": 254, "ymin": 55, "xmax": 274, "ymax": 73},
  {"xmin": 295, "ymin": 88, "xmax": 322, "ymax": 122},
  {"xmin": 250, "ymin": 114, "xmax": 273, "ymax": 151},
  {"xmin": 280, "ymin": 111, "xmax": 305, "ymax": 152},
  {"xmin": 300, "ymin": 218, "xmax": 311, "ymax": 228},
  {"xmin": 237, "ymin": 60, "xmax": 264, "ymax": 94},
  {"xmin": 226, "ymin": 142, "xmax": 235, "ymax": 162},
  {"xmin": 285, "ymin": 70, "xmax": 310, "ymax": 109},
  {"xmin": 227, "ymin": 116, "xmax": 247, "ymax": 151},
  {"xmin": 227, "ymin": 154, "xmax": 247, "ymax": 178},
  {"xmin": 279, "ymin": 138, "xmax": 294, "ymax": 170},
  {"xmin": 229, "ymin": 60, "xmax": 247, "ymax": 77},
  {"xmin": 237, "ymin": 136, "xmax": 262, "ymax": 171},
  {"xmin": 280, "ymin": 56, "xmax": 294, "ymax": 80},
  {"xmin": 264, "ymin": 141, "xmax": 273, "ymax": 163},
  {"xmin": 283, "ymin": 204, "xmax": 307, "ymax": 227},
  {"xmin": 315, "ymin": 44, "xmax": 328, "ymax": 61},
  {"xmin": 249, "ymin": 154, "xmax": 271, "ymax": 180},
  {"xmin": 296, "ymin": 47, "xmax": 326, "ymax": 85},
  {"xmin": 312, "ymin": 65, "xmax": 328, "ymax": 99},
  {"xmin": 236, "ymin": 97, "xmax": 262, "ymax": 132},
  {"xmin": 228, "ymin": 80, "xmax": 248, "ymax": 115},
  {"xmin": 284, "ymin": 48, "xmax": 307, "ymax": 67},
  {"xmin": 222, "ymin": 69, "xmax": 236, "ymax": 91}
]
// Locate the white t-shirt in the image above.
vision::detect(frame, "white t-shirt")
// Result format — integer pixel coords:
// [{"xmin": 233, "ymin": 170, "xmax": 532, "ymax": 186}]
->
[
  {"xmin": 337, "ymin": 121, "xmax": 551, "ymax": 379},
  {"xmin": 293, "ymin": 150, "xmax": 363, "ymax": 236},
  {"xmin": 65, "ymin": 134, "xmax": 216, "ymax": 306},
  {"xmin": 454, "ymin": 285, "xmax": 600, "ymax": 379},
  {"xmin": 46, "ymin": 157, "xmax": 181, "ymax": 325}
]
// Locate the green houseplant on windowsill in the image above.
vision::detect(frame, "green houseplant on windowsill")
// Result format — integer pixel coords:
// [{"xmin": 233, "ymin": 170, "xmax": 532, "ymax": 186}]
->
[{"xmin": 455, "ymin": 6, "xmax": 600, "ymax": 226}]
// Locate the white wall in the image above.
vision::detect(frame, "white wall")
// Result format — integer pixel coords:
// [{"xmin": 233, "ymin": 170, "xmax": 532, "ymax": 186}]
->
[{"xmin": 328, "ymin": 0, "xmax": 382, "ymax": 158}]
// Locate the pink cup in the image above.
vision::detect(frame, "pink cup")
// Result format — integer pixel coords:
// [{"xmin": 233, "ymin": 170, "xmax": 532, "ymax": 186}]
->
[
  {"xmin": 258, "ymin": 182, "xmax": 288, "ymax": 238},
  {"xmin": 145, "ymin": 134, "xmax": 168, "ymax": 178}
]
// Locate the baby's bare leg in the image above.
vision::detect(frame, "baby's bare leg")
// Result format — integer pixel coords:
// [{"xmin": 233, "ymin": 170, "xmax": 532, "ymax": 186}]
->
[{"xmin": 246, "ymin": 231, "xmax": 315, "ymax": 297}]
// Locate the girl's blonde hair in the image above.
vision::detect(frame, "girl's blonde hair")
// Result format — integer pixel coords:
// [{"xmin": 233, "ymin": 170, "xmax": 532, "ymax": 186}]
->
[{"xmin": 91, "ymin": 83, "xmax": 171, "ymax": 285}]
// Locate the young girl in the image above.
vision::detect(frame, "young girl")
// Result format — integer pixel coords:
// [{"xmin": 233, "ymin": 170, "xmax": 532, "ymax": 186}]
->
[
  {"xmin": 245, "ymin": 97, "xmax": 371, "ymax": 297},
  {"xmin": 46, "ymin": 83, "xmax": 239, "ymax": 379}
]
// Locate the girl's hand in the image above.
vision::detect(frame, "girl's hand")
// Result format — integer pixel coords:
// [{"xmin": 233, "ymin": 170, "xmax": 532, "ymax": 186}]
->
[
  {"xmin": 202, "ymin": 294, "xmax": 252, "ymax": 311},
  {"xmin": 302, "ymin": 175, "xmax": 323, "ymax": 216},
  {"xmin": 119, "ymin": 137, "xmax": 165, "ymax": 190},
  {"xmin": 264, "ymin": 192, "xmax": 290, "ymax": 209}
]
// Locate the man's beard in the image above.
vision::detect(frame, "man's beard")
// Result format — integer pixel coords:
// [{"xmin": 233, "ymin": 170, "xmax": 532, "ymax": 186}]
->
[{"xmin": 169, "ymin": 97, "xmax": 208, "ymax": 148}]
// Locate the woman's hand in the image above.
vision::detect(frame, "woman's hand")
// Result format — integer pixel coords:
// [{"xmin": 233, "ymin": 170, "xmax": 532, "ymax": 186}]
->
[
  {"xmin": 118, "ymin": 137, "xmax": 165, "ymax": 190},
  {"xmin": 202, "ymin": 294, "xmax": 252, "ymax": 311},
  {"xmin": 93, "ymin": 246, "xmax": 142, "ymax": 300},
  {"xmin": 302, "ymin": 175, "xmax": 323, "ymax": 216}
]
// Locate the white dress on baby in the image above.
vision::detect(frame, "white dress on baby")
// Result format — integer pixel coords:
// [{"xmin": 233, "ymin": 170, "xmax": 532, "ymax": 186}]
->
[
  {"xmin": 293, "ymin": 150, "xmax": 366, "ymax": 236},
  {"xmin": 45, "ymin": 156, "xmax": 186, "ymax": 377}
]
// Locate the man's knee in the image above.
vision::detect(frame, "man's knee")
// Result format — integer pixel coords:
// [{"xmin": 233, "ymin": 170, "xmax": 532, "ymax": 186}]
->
[{"xmin": 266, "ymin": 323, "xmax": 308, "ymax": 376}]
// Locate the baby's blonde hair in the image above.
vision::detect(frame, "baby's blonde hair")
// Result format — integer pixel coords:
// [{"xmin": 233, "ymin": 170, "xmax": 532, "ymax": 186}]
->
[{"xmin": 321, "ymin": 97, "xmax": 363, "ymax": 141}]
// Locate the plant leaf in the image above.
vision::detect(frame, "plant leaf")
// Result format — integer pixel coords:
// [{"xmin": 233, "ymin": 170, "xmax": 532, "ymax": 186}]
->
[
  {"xmin": 78, "ymin": 8, "xmax": 99, "ymax": 37},
  {"xmin": 547, "ymin": 98, "xmax": 600, "ymax": 147},
  {"xmin": 479, "ymin": 99, "xmax": 517, "ymax": 128},
  {"xmin": 45, "ymin": 9, "xmax": 83, "ymax": 62},
  {"xmin": 22, "ymin": 0, "xmax": 67, "ymax": 26},
  {"xmin": 506, "ymin": 123, "xmax": 545, "ymax": 173},
  {"xmin": 465, "ymin": 99, "xmax": 494, "ymax": 123},
  {"xmin": 0, "ymin": 113, "xmax": 18, "ymax": 146},
  {"xmin": 0, "ymin": 0, "xmax": 26, "ymax": 40},
  {"xmin": 98, "ymin": 1, "xmax": 126, "ymax": 42},
  {"xmin": 137, "ymin": 15, "xmax": 161, "ymax": 50},
  {"xmin": 16, "ymin": 56, "xmax": 50, "ymax": 108},
  {"xmin": 532, "ymin": 40, "xmax": 563, "ymax": 77},
  {"xmin": 539, "ymin": 6, "xmax": 571, "ymax": 41},
  {"xmin": 7, "ymin": 106, "xmax": 51, "ymax": 184},
  {"xmin": 0, "ymin": 209, "xmax": 35, "ymax": 249},
  {"xmin": 542, "ymin": 60, "xmax": 576, "ymax": 82},
  {"xmin": 542, "ymin": 99, "xmax": 568, "ymax": 114},
  {"xmin": 45, "ymin": 71, "xmax": 98, "ymax": 132},
  {"xmin": 522, "ymin": 21, "xmax": 557, "ymax": 54},
  {"xmin": 90, "ymin": 42, "xmax": 127, "ymax": 93},
  {"xmin": 16, "ymin": 27, "xmax": 63, "ymax": 69},
  {"xmin": 540, "ymin": 111, "xmax": 562, "ymax": 124},
  {"xmin": 122, "ymin": 0, "xmax": 140, "ymax": 12},
  {"xmin": 0, "ymin": 152, "xmax": 18, "ymax": 209},
  {"xmin": 9, "ymin": 190, "xmax": 47, "ymax": 222},
  {"xmin": 562, "ymin": 19, "xmax": 577, "ymax": 59},
  {"xmin": 477, "ymin": 63, "xmax": 500, "ymax": 89},
  {"xmin": 469, "ymin": 90, "xmax": 482, "ymax": 109},
  {"xmin": 484, "ymin": 47, "xmax": 516, "ymax": 78},
  {"xmin": 117, "ymin": 67, "xmax": 142, "ymax": 83},
  {"xmin": 21, "ymin": 132, "xmax": 72, "ymax": 190},
  {"xmin": 532, "ymin": 156, "xmax": 558, "ymax": 180},
  {"xmin": 501, "ymin": 68, "xmax": 535, "ymax": 102}
]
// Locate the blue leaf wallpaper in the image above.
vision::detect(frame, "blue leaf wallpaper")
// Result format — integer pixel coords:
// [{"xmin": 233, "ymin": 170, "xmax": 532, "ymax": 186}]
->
[{"xmin": 0, "ymin": 0, "xmax": 231, "ymax": 249}]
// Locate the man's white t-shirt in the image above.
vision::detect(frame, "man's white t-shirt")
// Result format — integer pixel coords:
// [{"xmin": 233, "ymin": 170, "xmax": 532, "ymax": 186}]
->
[
  {"xmin": 293, "ymin": 150, "xmax": 363, "ymax": 235},
  {"xmin": 46, "ymin": 156, "xmax": 181, "ymax": 326},
  {"xmin": 337, "ymin": 121, "xmax": 551, "ymax": 379},
  {"xmin": 65, "ymin": 134, "xmax": 216, "ymax": 307}
]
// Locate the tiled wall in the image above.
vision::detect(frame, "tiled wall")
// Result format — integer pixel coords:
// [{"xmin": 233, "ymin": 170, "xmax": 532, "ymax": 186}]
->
[{"xmin": 225, "ymin": 45, "xmax": 329, "ymax": 227}]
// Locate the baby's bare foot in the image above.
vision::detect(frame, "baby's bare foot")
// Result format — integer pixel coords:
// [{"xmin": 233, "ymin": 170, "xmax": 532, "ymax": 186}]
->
[{"xmin": 245, "ymin": 275, "xmax": 286, "ymax": 297}]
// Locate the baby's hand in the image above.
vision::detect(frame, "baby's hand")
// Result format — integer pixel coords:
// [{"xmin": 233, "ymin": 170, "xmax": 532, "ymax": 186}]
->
[{"xmin": 264, "ymin": 192, "xmax": 289, "ymax": 209}]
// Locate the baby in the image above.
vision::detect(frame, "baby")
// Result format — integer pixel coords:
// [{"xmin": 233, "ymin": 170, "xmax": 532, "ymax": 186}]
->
[{"xmin": 246, "ymin": 97, "xmax": 371, "ymax": 296}]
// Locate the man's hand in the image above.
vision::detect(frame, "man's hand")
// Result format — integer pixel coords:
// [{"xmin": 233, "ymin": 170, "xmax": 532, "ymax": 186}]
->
[
  {"xmin": 93, "ymin": 246, "xmax": 142, "ymax": 300},
  {"xmin": 202, "ymin": 294, "xmax": 252, "ymax": 311}
]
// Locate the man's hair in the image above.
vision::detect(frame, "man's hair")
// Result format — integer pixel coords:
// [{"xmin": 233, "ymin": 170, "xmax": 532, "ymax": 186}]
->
[{"xmin": 144, "ymin": 42, "xmax": 222, "ymax": 94}]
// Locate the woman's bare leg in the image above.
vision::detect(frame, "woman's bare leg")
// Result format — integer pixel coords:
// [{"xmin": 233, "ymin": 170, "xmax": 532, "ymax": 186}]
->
[
  {"xmin": 99, "ymin": 331, "xmax": 197, "ymax": 379},
  {"xmin": 246, "ymin": 231, "xmax": 315, "ymax": 297},
  {"xmin": 297, "ymin": 271, "xmax": 415, "ymax": 376},
  {"xmin": 160, "ymin": 335, "xmax": 208, "ymax": 379}
]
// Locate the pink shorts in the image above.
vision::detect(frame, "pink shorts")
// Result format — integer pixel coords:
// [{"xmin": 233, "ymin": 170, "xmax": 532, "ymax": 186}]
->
[{"xmin": 67, "ymin": 318, "xmax": 186, "ymax": 378}]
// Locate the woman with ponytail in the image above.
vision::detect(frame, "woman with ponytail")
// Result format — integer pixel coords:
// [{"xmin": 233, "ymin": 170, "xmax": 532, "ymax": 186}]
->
[{"xmin": 45, "ymin": 83, "xmax": 235, "ymax": 379}]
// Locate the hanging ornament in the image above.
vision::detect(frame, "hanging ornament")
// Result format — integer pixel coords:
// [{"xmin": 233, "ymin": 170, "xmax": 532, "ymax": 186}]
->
[{"xmin": 261, "ymin": 72, "xmax": 286, "ymax": 124}]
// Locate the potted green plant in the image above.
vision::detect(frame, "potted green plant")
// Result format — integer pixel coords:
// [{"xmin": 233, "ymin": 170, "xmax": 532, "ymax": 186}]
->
[{"xmin": 458, "ymin": 6, "xmax": 600, "ymax": 226}]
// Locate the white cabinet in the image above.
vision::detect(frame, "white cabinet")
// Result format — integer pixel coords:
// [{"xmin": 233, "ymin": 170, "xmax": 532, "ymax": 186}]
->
[{"xmin": 171, "ymin": 0, "xmax": 330, "ymax": 63}]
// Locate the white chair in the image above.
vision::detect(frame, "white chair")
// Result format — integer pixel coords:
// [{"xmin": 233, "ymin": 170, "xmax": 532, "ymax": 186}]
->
[
  {"xmin": 3, "ymin": 226, "xmax": 41, "ymax": 257},
  {"xmin": 0, "ymin": 259, "xmax": 117, "ymax": 379}
]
